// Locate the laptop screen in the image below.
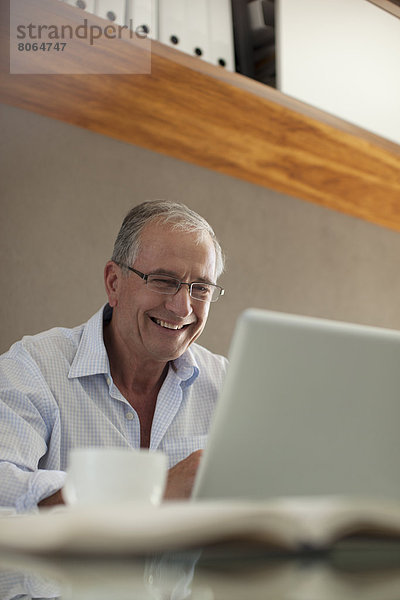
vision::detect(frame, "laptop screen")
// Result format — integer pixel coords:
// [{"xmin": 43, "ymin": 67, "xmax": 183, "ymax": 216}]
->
[{"xmin": 193, "ymin": 309, "xmax": 400, "ymax": 501}]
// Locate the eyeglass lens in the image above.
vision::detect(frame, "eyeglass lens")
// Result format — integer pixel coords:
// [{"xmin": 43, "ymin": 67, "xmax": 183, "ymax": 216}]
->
[{"xmin": 146, "ymin": 274, "xmax": 220, "ymax": 302}]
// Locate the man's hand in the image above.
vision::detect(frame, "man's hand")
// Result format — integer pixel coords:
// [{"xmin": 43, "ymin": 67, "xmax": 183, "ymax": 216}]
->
[
  {"xmin": 164, "ymin": 450, "xmax": 203, "ymax": 500},
  {"xmin": 38, "ymin": 489, "xmax": 65, "ymax": 507}
]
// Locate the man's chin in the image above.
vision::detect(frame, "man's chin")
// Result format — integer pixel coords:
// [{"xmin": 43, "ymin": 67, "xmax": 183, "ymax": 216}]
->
[
  {"xmin": 148, "ymin": 339, "xmax": 195, "ymax": 363},
  {"xmin": 144, "ymin": 322, "xmax": 204, "ymax": 362}
]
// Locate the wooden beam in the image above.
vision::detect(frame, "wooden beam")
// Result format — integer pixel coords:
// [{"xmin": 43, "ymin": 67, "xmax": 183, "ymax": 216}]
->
[
  {"xmin": 366, "ymin": 0, "xmax": 400, "ymax": 18},
  {"xmin": 2, "ymin": 0, "xmax": 400, "ymax": 232}
]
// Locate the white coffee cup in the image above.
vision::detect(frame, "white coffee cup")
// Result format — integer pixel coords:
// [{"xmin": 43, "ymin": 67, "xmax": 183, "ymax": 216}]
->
[{"xmin": 63, "ymin": 447, "xmax": 168, "ymax": 506}]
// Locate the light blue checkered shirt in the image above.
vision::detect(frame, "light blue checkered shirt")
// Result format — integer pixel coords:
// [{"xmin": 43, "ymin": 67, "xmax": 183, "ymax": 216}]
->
[{"xmin": 0, "ymin": 305, "xmax": 228, "ymax": 512}]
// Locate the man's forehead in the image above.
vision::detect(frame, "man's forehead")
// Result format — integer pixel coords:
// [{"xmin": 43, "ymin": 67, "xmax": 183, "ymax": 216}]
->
[
  {"xmin": 140, "ymin": 221, "xmax": 212, "ymax": 249},
  {"xmin": 137, "ymin": 222, "xmax": 216, "ymax": 275}
]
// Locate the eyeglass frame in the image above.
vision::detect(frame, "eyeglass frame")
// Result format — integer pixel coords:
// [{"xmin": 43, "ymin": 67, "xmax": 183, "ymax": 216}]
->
[{"xmin": 115, "ymin": 263, "xmax": 225, "ymax": 303}]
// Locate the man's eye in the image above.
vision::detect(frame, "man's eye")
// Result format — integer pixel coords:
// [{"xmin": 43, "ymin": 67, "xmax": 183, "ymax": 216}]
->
[
  {"xmin": 194, "ymin": 285, "xmax": 212, "ymax": 295},
  {"xmin": 150, "ymin": 276, "xmax": 177, "ymax": 288}
]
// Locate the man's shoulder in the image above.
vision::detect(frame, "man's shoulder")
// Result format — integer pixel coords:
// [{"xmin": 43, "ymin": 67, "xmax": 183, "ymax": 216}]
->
[
  {"xmin": 4, "ymin": 323, "xmax": 85, "ymax": 365},
  {"xmin": 2, "ymin": 307, "xmax": 105, "ymax": 367}
]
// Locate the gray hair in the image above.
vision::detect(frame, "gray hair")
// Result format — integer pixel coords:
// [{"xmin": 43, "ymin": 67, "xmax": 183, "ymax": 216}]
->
[{"xmin": 111, "ymin": 200, "xmax": 225, "ymax": 280}]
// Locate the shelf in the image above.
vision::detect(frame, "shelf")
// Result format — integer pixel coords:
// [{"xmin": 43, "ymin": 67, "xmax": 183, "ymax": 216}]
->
[{"xmin": 2, "ymin": 0, "xmax": 400, "ymax": 231}]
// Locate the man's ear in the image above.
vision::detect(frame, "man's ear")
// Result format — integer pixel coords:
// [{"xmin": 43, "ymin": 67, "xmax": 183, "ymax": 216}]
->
[{"xmin": 104, "ymin": 261, "xmax": 120, "ymax": 308}]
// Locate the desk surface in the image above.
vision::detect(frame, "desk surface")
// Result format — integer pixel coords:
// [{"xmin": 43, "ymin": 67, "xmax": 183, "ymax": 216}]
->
[{"xmin": 2, "ymin": 543, "xmax": 400, "ymax": 600}]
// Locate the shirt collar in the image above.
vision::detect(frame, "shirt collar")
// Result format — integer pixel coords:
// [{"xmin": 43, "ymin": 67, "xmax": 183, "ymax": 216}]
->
[
  {"xmin": 172, "ymin": 346, "xmax": 200, "ymax": 387},
  {"xmin": 68, "ymin": 304, "xmax": 200, "ymax": 387},
  {"xmin": 68, "ymin": 305, "xmax": 110, "ymax": 379}
]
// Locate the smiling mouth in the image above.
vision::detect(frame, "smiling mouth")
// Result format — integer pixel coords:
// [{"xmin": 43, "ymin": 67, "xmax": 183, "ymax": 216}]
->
[{"xmin": 150, "ymin": 317, "xmax": 189, "ymax": 330}]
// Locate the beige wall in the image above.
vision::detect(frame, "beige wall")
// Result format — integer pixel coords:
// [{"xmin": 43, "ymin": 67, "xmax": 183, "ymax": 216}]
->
[{"xmin": 2, "ymin": 103, "xmax": 400, "ymax": 357}]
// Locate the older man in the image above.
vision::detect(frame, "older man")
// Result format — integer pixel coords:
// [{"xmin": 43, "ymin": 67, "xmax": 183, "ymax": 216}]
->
[{"xmin": 0, "ymin": 201, "xmax": 227, "ymax": 511}]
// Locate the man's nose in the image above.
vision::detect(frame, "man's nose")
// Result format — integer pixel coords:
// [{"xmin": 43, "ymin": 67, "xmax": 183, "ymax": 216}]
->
[{"xmin": 164, "ymin": 285, "xmax": 193, "ymax": 317}]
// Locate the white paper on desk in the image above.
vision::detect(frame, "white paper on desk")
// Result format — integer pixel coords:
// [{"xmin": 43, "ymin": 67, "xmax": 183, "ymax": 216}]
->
[
  {"xmin": 1, "ymin": 498, "xmax": 400, "ymax": 556},
  {"xmin": 0, "ymin": 501, "xmax": 295, "ymax": 555}
]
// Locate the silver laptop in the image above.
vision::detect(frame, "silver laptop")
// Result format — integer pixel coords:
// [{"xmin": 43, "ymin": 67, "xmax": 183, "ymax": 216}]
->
[{"xmin": 193, "ymin": 309, "xmax": 400, "ymax": 500}]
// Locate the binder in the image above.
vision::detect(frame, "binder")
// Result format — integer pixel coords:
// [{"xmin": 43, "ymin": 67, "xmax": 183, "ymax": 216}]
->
[
  {"xmin": 183, "ymin": 0, "xmax": 210, "ymax": 61},
  {"xmin": 63, "ymin": 0, "xmax": 96, "ymax": 13},
  {"xmin": 207, "ymin": 0, "xmax": 235, "ymax": 71},
  {"xmin": 159, "ymin": 0, "xmax": 211, "ymax": 61},
  {"xmin": 158, "ymin": 0, "xmax": 185, "ymax": 52},
  {"xmin": 95, "ymin": 0, "xmax": 126, "ymax": 26},
  {"xmin": 127, "ymin": 0, "xmax": 158, "ymax": 40},
  {"xmin": 159, "ymin": 0, "xmax": 235, "ymax": 71}
]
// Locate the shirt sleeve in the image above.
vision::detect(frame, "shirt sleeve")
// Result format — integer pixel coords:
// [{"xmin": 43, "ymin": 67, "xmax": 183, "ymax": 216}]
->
[{"xmin": 0, "ymin": 346, "xmax": 66, "ymax": 512}]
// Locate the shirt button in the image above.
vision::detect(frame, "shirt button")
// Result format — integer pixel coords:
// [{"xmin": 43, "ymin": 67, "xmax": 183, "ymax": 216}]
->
[{"xmin": 125, "ymin": 412, "xmax": 134, "ymax": 421}]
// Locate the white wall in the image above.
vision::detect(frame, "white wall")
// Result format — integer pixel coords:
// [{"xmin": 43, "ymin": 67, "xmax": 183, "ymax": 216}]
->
[{"xmin": 277, "ymin": 0, "xmax": 400, "ymax": 145}]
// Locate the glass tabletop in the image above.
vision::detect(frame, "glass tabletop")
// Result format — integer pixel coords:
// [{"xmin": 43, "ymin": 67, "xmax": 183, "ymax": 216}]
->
[{"xmin": 2, "ymin": 541, "xmax": 400, "ymax": 600}]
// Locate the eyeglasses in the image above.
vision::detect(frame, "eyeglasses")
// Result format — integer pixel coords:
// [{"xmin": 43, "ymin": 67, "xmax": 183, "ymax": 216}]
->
[{"xmin": 117, "ymin": 263, "xmax": 225, "ymax": 303}]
